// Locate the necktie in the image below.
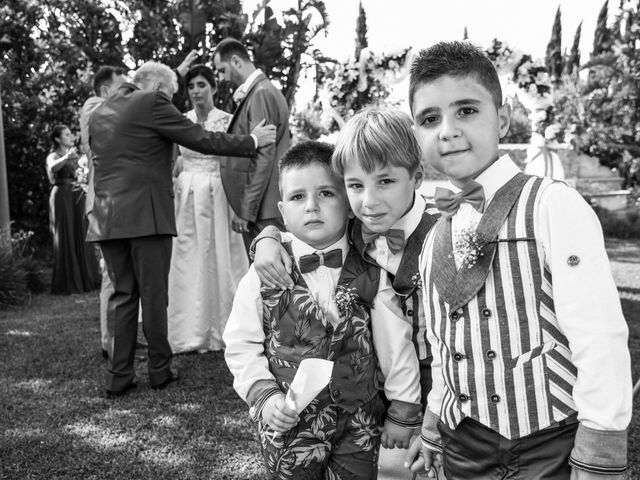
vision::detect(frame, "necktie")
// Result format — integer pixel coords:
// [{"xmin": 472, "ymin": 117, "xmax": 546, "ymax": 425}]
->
[
  {"xmin": 434, "ymin": 180, "xmax": 486, "ymax": 218},
  {"xmin": 298, "ymin": 249, "xmax": 343, "ymax": 274},
  {"xmin": 361, "ymin": 227, "xmax": 405, "ymax": 254}
]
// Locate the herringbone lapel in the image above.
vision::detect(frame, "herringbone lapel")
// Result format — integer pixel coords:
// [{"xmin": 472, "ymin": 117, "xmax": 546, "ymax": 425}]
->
[{"xmin": 431, "ymin": 173, "xmax": 531, "ymax": 313}]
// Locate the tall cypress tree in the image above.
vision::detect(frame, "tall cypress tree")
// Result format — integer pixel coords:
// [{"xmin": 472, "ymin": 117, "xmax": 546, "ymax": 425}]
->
[
  {"xmin": 354, "ymin": 1, "xmax": 368, "ymax": 59},
  {"xmin": 592, "ymin": 0, "xmax": 611, "ymax": 56},
  {"xmin": 567, "ymin": 21, "xmax": 582, "ymax": 75},
  {"xmin": 545, "ymin": 6, "xmax": 563, "ymax": 81},
  {"xmin": 463, "ymin": 26, "xmax": 468, "ymax": 40}
]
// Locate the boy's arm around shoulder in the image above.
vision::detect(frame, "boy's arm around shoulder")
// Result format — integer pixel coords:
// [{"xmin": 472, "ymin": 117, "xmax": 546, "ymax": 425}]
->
[
  {"xmin": 222, "ymin": 265, "xmax": 282, "ymax": 421},
  {"xmin": 371, "ymin": 270, "xmax": 422, "ymax": 427},
  {"xmin": 538, "ymin": 183, "xmax": 631, "ymax": 474}
]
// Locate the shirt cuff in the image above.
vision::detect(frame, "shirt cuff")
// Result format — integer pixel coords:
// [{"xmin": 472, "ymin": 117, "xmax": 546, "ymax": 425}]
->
[
  {"xmin": 385, "ymin": 400, "xmax": 423, "ymax": 429},
  {"xmin": 420, "ymin": 407, "xmax": 443, "ymax": 453},
  {"xmin": 250, "ymin": 134, "xmax": 258, "ymax": 149},
  {"xmin": 248, "ymin": 225, "xmax": 283, "ymax": 260},
  {"xmin": 569, "ymin": 423, "xmax": 627, "ymax": 475},
  {"xmin": 246, "ymin": 379, "xmax": 282, "ymax": 422}
]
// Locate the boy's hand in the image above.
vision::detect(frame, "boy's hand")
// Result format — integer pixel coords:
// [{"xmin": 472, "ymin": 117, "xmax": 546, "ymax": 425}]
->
[
  {"xmin": 570, "ymin": 468, "xmax": 625, "ymax": 480},
  {"xmin": 254, "ymin": 237, "xmax": 293, "ymax": 289},
  {"xmin": 381, "ymin": 420, "xmax": 414, "ymax": 449},
  {"xmin": 404, "ymin": 435, "xmax": 443, "ymax": 478},
  {"xmin": 261, "ymin": 393, "xmax": 299, "ymax": 432}
]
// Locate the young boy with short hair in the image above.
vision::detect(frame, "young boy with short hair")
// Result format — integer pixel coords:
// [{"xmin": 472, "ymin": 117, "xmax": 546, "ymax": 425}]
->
[
  {"xmin": 406, "ymin": 41, "xmax": 632, "ymax": 479},
  {"xmin": 254, "ymin": 109, "xmax": 440, "ymax": 422},
  {"xmin": 223, "ymin": 141, "xmax": 422, "ymax": 479}
]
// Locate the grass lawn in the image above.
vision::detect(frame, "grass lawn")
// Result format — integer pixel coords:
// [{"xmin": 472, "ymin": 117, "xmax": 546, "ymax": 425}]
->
[{"xmin": 1, "ymin": 238, "xmax": 639, "ymax": 479}]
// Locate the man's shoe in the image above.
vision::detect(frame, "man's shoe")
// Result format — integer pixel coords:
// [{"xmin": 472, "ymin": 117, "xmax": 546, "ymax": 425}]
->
[
  {"xmin": 151, "ymin": 370, "xmax": 179, "ymax": 390},
  {"xmin": 105, "ymin": 382, "xmax": 137, "ymax": 399}
]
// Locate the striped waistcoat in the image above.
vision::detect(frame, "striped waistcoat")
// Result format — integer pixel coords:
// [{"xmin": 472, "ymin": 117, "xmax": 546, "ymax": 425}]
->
[{"xmin": 420, "ymin": 173, "xmax": 577, "ymax": 440}]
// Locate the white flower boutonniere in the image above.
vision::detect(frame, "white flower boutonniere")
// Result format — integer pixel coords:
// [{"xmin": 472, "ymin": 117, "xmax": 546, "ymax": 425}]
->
[
  {"xmin": 335, "ymin": 285, "xmax": 359, "ymax": 319},
  {"xmin": 452, "ymin": 227, "xmax": 484, "ymax": 269},
  {"xmin": 411, "ymin": 272, "xmax": 423, "ymax": 289}
]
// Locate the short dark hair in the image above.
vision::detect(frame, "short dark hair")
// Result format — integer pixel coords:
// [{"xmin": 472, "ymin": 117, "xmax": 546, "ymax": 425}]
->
[
  {"xmin": 185, "ymin": 64, "xmax": 216, "ymax": 88},
  {"xmin": 409, "ymin": 41, "xmax": 503, "ymax": 112},
  {"xmin": 93, "ymin": 65, "xmax": 124, "ymax": 95},
  {"xmin": 279, "ymin": 141, "xmax": 335, "ymax": 177},
  {"xmin": 214, "ymin": 37, "xmax": 251, "ymax": 62}
]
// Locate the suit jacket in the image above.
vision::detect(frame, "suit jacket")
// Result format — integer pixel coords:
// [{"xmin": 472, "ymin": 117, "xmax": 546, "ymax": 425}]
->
[
  {"xmin": 86, "ymin": 82, "xmax": 256, "ymax": 241},
  {"xmin": 220, "ymin": 72, "xmax": 291, "ymax": 222}
]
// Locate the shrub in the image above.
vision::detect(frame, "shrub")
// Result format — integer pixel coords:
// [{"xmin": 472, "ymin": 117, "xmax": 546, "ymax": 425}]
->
[{"xmin": 593, "ymin": 204, "xmax": 640, "ymax": 239}]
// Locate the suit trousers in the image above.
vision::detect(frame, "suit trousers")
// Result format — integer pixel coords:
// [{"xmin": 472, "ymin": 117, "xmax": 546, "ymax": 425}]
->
[
  {"xmin": 438, "ymin": 416, "xmax": 578, "ymax": 479},
  {"xmin": 242, "ymin": 217, "xmax": 285, "ymax": 258},
  {"xmin": 99, "ymin": 235, "xmax": 173, "ymax": 392}
]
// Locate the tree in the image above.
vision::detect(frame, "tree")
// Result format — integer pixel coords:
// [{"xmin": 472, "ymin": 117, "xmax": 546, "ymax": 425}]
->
[
  {"xmin": 354, "ymin": 1, "xmax": 368, "ymax": 59},
  {"xmin": 545, "ymin": 6, "xmax": 563, "ymax": 82},
  {"xmin": 565, "ymin": 21, "xmax": 582, "ymax": 75},
  {"xmin": 592, "ymin": 0, "xmax": 612, "ymax": 57}
]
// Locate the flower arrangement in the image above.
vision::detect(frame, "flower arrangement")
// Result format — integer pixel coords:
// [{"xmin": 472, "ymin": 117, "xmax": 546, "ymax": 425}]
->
[
  {"xmin": 334, "ymin": 285, "xmax": 360, "ymax": 320},
  {"xmin": 452, "ymin": 227, "xmax": 484, "ymax": 269},
  {"xmin": 74, "ymin": 154, "xmax": 90, "ymax": 194}
]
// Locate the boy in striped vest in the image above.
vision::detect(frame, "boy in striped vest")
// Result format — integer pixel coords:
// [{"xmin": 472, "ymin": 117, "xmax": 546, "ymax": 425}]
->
[
  {"xmin": 224, "ymin": 141, "xmax": 422, "ymax": 479},
  {"xmin": 405, "ymin": 41, "xmax": 632, "ymax": 479}
]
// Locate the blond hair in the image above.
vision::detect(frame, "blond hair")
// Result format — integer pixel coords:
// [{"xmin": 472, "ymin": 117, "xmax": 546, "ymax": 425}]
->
[
  {"xmin": 132, "ymin": 61, "xmax": 178, "ymax": 95},
  {"xmin": 332, "ymin": 107, "xmax": 422, "ymax": 176}
]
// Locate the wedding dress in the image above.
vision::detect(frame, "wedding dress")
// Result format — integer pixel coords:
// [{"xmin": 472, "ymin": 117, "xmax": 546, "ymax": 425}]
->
[{"xmin": 167, "ymin": 108, "xmax": 249, "ymax": 353}]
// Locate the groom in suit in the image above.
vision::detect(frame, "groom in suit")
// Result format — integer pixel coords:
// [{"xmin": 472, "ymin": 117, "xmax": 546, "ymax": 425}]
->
[
  {"xmin": 213, "ymin": 38, "xmax": 291, "ymax": 254},
  {"xmin": 87, "ymin": 61, "xmax": 276, "ymax": 397}
]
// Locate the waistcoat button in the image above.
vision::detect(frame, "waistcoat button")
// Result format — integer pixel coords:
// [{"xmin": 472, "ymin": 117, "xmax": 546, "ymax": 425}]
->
[
  {"xmin": 333, "ymin": 390, "xmax": 341, "ymax": 398},
  {"xmin": 453, "ymin": 352, "xmax": 464, "ymax": 361},
  {"xmin": 458, "ymin": 393, "xmax": 469, "ymax": 403},
  {"xmin": 406, "ymin": 309, "xmax": 414, "ymax": 317},
  {"xmin": 490, "ymin": 394, "xmax": 501, "ymax": 403},
  {"xmin": 450, "ymin": 311, "xmax": 459, "ymax": 321},
  {"xmin": 482, "ymin": 308, "xmax": 492, "ymax": 318},
  {"xmin": 486, "ymin": 350, "xmax": 496, "ymax": 360}
]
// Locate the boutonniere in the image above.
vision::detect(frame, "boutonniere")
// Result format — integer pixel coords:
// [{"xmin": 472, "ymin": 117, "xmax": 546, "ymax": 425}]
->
[
  {"xmin": 451, "ymin": 227, "xmax": 484, "ymax": 269},
  {"xmin": 334, "ymin": 285, "xmax": 359, "ymax": 319},
  {"xmin": 411, "ymin": 272, "xmax": 423, "ymax": 289}
]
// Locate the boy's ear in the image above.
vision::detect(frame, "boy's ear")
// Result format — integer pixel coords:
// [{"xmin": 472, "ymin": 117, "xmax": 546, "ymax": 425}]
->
[
  {"xmin": 277, "ymin": 201, "xmax": 287, "ymax": 226},
  {"xmin": 498, "ymin": 102, "xmax": 512, "ymax": 139},
  {"xmin": 413, "ymin": 166, "xmax": 424, "ymax": 190}
]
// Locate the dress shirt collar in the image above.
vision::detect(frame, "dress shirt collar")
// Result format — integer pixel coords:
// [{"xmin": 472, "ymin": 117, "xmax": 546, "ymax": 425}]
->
[
  {"xmin": 290, "ymin": 233, "xmax": 349, "ymax": 270},
  {"xmin": 388, "ymin": 192, "xmax": 427, "ymax": 241},
  {"xmin": 447, "ymin": 155, "xmax": 521, "ymax": 206},
  {"xmin": 233, "ymin": 69, "xmax": 263, "ymax": 102}
]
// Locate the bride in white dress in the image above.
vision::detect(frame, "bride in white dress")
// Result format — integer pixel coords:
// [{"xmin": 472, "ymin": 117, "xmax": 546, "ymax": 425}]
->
[{"xmin": 168, "ymin": 65, "xmax": 249, "ymax": 353}]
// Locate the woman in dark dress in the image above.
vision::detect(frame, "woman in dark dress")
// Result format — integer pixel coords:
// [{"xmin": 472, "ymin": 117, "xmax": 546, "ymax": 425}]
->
[{"xmin": 46, "ymin": 125, "xmax": 99, "ymax": 294}]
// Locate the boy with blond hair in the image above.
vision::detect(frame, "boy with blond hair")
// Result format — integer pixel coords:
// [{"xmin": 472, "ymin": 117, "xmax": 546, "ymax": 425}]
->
[
  {"xmin": 224, "ymin": 141, "xmax": 422, "ymax": 479},
  {"xmin": 406, "ymin": 41, "xmax": 631, "ymax": 479}
]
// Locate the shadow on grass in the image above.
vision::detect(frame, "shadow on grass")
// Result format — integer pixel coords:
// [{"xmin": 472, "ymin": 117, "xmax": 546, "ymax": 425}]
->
[{"xmin": 0, "ymin": 294, "xmax": 265, "ymax": 480}]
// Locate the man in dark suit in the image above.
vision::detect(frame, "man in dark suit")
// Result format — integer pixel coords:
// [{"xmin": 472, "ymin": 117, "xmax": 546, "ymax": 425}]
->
[
  {"xmin": 87, "ymin": 61, "xmax": 276, "ymax": 397},
  {"xmin": 213, "ymin": 38, "xmax": 291, "ymax": 253}
]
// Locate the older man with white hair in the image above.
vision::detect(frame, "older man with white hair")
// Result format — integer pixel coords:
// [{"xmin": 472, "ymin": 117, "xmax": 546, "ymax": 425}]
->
[{"xmin": 87, "ymin": 61, "xmax": 276, "ymax": 397}]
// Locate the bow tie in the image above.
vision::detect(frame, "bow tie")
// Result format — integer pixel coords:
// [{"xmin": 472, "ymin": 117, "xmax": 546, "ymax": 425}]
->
[
  {"xmin": 298, "ymin": 249, "xmax": 343, "ymax": 274},
  {"xmin": 434, "ymin": 181, "xmax": 486, "ymax": 218},
  {"xmin": 361, "ymin": 227, "xmax": 405, "ymax": 254}
]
